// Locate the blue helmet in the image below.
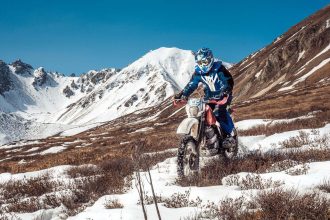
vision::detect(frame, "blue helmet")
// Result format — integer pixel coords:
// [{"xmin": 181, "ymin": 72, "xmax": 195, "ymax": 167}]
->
[{"xmin": 195, "ymin": 48, "xmax": 214, "ymax": 74}]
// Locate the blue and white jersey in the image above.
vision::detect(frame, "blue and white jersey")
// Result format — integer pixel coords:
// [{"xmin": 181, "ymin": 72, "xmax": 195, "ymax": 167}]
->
[{"xmin": 182, "ymin": 61, "xmax": 233, "ymax": 100}]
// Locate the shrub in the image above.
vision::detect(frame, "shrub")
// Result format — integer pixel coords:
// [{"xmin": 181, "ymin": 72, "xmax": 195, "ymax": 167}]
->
[
  {"xmin": 285, "ymin": 163, "xmax": 310, "ymax": 175},
  {"xmin": 194, "ymin": 188, "xmax": 330, "ymax": 220},
  {"xmin": 266, "ymin": 159, "xmax": 299, "ymax": 172},
  {"xmin": 239, "ymin": 174, "xmax": 283, "ymax": 190},
  {"xmin": 223, "ymin": 174, "xmax": 283, "ymax": 190},
  {"xmin": 318, "ymin": 179, "xmax": 330, "ymax": 193},
  {"xmin": 66, "ymin": 165, "xmax": 99, "ymax": 178},
  {"xmin": 279, "ymin": 131, "xmax": 311, "ymax": 148},
  {"xmin": 163, "ymin": 190, "xmax": 202, "ymax": 208},
  {"xmin": 0, "ymin": 173, "xmax": 59, "ymax": 201},
  {"xmin": 103, "ymin": 198, "xmax": 123, "ymax": 209},
  {"xmin": 254, "ymin": 188, "xmax": 330, "ymax": 220}
]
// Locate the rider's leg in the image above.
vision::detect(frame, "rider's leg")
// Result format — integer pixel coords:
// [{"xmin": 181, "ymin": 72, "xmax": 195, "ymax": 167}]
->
[
  {"xmin": 216, "ymin": 105, "xmax": 234, "ymax": 136},
  {"xmin": 215, "ymin": 105, "xmax": 236, "ymax": 148}
]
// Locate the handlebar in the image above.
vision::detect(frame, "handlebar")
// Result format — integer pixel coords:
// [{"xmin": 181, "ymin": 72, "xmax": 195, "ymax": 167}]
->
[
  {"xmin": 173, "ymin": 96, "xmax": 228, "ymax": 107},
  {"xmin": 173, "ymin": 99, "xmax": 187, "ymax": 107}
]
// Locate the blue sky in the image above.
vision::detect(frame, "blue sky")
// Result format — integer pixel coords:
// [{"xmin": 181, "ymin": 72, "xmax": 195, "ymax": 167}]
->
[{"xmin": 0, "ymin": 0, "xmax": 329, "ymax": 75}]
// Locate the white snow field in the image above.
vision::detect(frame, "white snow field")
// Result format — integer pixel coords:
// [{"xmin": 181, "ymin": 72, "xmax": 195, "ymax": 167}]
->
[{"xmin": 3, "ymin": 121, "xmax": 329, "ymax": 220}]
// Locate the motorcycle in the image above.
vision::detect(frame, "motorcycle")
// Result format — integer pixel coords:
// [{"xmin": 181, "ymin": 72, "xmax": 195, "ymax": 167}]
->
[{"xmin": 174, "ymin": 96, "xmax": 238, "ymax": 177}]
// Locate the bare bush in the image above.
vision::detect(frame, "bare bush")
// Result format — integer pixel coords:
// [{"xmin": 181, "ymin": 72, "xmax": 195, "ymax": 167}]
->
[
  {"xmin": 285, "ymin": 163, "xmax": 310, "ymax": 175},
  {"xmin": 254, "ymin": 188, "xmax": 330, "ymax": 220},
  {"xmin": 5, "ymin": 197, "xmax": 43, "ymax": 213},
  {"xmin": 195, "ymin": 188, "xmax": 330, "ymax": 220},
  {"xmin": 138, "ymin": 194, "xmax": 165, "ymax": 205},
  {"xmin": 163, "ymin": 190, "xmax": 202, "ymax": 208},
  {"xmin": 266, "ymin": 159, "xmax": 299, "ymax": 172},
  {"xmin": 222, "ymin": 174, "xmax": 240, "ymax": 186},
  {"xmin": 199, "ymin": 197, "xmax": 254, "ymax": 220},
  {"xmin": 103, "ymin": 198, "xmax": 123, "ymax": 209},
  {"xmin": 318, "ymin": 179, "xmax": 330, "ymax": 193},
  {"xmin": 223, "ymin": 174, "xmax": 283, "ymax": 190},
  {"xmin": 66, "ymin": 165, "xmax": 99, "ymax": 178},
  {"xmin": 279, "ymin": 131, "xmax": 311, "ymax": 148},
  {"xmin": 217, "ymin": 196, "xmax": 253, "ymax": 220},
  {"xmin": 239, "ymin": 174, "xmax": 284, "ymax": 190},
  {"xmin": 0, "ymin": 173, "xmax": 60, "ymax": 201}
]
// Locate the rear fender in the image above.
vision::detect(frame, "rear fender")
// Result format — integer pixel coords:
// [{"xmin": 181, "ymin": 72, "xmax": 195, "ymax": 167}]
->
[{"xmin": 177, "ymin": 118, "xmax": 199, "ymax": 139}]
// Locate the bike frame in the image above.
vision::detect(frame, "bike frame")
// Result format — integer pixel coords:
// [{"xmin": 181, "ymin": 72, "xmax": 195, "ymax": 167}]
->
[{"xmin": 175, "ymin": 96, "xmax": 228, "ymax": 142}]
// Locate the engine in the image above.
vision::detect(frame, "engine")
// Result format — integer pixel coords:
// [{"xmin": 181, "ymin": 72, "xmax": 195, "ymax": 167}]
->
[{"xmin": 205, "ymin": 126, "xmax": 217, "ymax": 145}]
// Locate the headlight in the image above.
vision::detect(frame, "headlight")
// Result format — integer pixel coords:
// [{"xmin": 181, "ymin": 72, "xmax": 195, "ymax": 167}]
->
[{"xmin": 189, "ymin": 106, "xmax": 199, "ymax": 117}]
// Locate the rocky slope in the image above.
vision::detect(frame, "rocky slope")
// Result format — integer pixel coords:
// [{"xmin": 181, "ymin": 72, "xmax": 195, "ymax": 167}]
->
[{"xmin": 231, "ymin": 5, "xmax": 330, "ymax": 100}]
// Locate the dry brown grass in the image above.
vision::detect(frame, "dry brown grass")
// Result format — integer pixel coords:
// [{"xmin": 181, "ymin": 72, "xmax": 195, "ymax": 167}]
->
[
  {"xmin": 196, "ymin": 188, "xmax": 330, "ymax": 220},
  {"xmin": 0, "ymin": 173, "xmax": 60, "ymax": 201},
  {"xmin": 238, "ymin": 110, "xmax": 330, "ymax": 136},
  {"xmin": 233, "ymin": 83, "xmax": 330, "ymax": 121},
  {"xmin": 0, "ymin": 156, "xmax": 134, "ymax": 215},
  {"xmin": 177, "ymin": 148, "xmax": 330, "ymax": 187},
  {"xmin": 0, "ymin": 143, "xmax": 176, "ymax": 216}
]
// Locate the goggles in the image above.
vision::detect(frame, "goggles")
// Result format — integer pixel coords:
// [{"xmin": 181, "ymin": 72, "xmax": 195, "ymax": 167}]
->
[{"xmin": 197, "ymin": 58, "xmax": 211, "ymax": 66}]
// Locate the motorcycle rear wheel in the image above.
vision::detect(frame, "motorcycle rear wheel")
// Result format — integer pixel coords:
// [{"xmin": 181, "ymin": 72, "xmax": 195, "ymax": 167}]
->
[{"xmin": 177, "ymin": 135, "xmax": 199, "ymax": 177}]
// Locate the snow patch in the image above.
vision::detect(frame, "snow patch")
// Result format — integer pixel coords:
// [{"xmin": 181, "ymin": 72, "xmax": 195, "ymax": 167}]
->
[
  {"xmin": 296, "ymin": 57, "xmax": 330, "ymax": 83},
  {"xmin": 298, "ymin": 50, "xmax": 305, "ymax": 61},
  {"xmin": 40, "ymin": 146, "xmax": 67, "ymax": 155},
  {"xmin": 254, "ymin": 69, "xmax": 262, "ymax": 78}
]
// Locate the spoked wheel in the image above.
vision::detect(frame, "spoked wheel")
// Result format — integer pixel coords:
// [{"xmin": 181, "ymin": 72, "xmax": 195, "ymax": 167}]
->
[{"xmin": 177, "ymin": 136, "xmax": 199, "ymax": 178}]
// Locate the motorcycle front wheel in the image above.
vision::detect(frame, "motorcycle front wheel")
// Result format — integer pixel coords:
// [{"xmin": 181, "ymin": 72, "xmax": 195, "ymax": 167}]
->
[{"xmin": 177, "ymin": 135, "xmax": 199, "ymax": 177}]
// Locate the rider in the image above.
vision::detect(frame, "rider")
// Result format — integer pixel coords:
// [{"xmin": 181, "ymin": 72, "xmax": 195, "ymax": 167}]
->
[{"xmin": 174, "ymin": 48, "xmax": 236, "ymax": 148}]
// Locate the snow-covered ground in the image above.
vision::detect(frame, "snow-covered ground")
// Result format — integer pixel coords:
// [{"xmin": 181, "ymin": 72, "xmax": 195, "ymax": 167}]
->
[{"xmin": 3, "ymin": 120, "xmax": 329, "ymax": 220}]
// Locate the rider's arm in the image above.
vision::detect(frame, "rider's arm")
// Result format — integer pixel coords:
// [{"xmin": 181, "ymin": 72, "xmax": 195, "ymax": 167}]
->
[
  {"xmin": 220, "ymin": 65, "xmax": 234, "ymax": 92},
  {"xmin": 181, "ymin": 74, "xmax": 201, "ymax": 98}
]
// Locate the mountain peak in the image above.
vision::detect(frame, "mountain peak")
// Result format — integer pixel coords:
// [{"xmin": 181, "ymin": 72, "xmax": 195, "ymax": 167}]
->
[
  {"xmin": 127, "ymin": 47, "xmax": 194, "ymax": 70},
  {"xmin": 11, "ymin": 59, "xmax": 33, "ymax": 75}
]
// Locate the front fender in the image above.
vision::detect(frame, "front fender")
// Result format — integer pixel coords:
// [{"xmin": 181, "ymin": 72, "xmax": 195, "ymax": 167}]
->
[{"xmin": 177, "ymin": 118, "xmax": 199, "ymax": 139}]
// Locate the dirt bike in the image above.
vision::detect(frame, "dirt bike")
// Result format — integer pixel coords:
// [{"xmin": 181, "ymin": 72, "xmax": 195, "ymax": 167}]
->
[{"xmin": 174, "ymin": 96, "xmax": 238, "ymax": 177}]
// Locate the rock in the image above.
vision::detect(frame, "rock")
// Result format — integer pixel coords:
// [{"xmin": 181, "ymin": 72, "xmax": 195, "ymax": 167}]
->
[
  {"xmin": 70, "ymin": 80, "xmax": 79, "ymax": 90},
  {"xmin": 0, "ymin": 60, "xmax": 12, "ymax": 95},
  {"xmin": 124, "ymin": 94, "xmax": 138, "ymax": 107},
  {"xmin": 86, "ymin": 85, "xmax": 94, "ymax": 93},
  {"xmin": 32, "ymin": 67, "xmax": 47, "ymax": 87},
  {"xmin": 63, "ymin": 85, "xmax": 74, "ymax": 98},
  {"xmin": 11, "ymin": 59, "xmax": 33, "ymax": 75}
]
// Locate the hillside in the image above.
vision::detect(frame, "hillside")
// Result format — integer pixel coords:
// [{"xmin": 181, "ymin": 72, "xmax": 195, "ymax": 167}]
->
[
  {"xmin": 231, "ymin": 5, "xmax": 330, "ymax": 100},
  {"xmin": 0, "ymin": 5, "xmax": 330, "ymax": 220}
]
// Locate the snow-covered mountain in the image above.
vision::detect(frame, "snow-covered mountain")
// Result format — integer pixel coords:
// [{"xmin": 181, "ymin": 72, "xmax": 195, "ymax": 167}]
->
[
  {"xmin": 1, "ymin": 47, "xmax": 209, "ymax": 144},
  {"xmin": 55, "ymin": 47, "xmax": 195, "ymax": 125},
  {"xmin": 0, "ymin": 59, "xmax": 120, "ymax": 144}
]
